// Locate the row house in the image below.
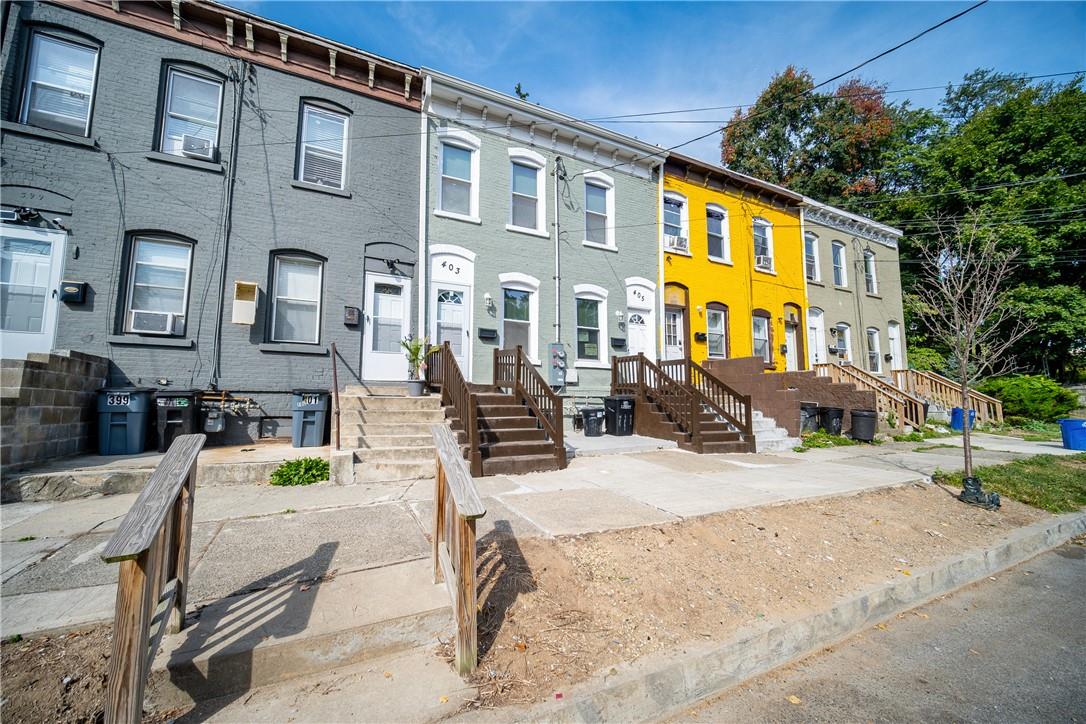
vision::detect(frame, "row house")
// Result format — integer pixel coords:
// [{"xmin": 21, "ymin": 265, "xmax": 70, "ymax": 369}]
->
[{"xmin": 1, "ymin": 0, "xmax": 422, "ymax": 442}]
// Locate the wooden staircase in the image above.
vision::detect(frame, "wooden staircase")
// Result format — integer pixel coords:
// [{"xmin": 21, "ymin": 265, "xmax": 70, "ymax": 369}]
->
[
  {"xmin": 892, "ymin": 369, "xmax": 1004, "ymax": 425},
  {"xmin": 425, "ymin": 344, "xmax": 566, "ymax": 477},
  {"xmin": 814, "ymin": 362, "xmax": 927, "ymax": 431},
  {"xmin": 612, "ymin": 354, "xmax": 756, "ymax": 454}
]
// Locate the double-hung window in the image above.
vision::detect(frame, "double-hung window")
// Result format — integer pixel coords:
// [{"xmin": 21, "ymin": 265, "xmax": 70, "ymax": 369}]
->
[
  {"xmin": 440, "ymin": 144, "xmax": 473, "ymax": 215},
  {"xmin": 20, "ymin": 32, "xmax": 99, "ymax": 136},
  {"xmin": 585, "ymin": 183, "xmax": 609, "ymax": 244},
  {"xmin": 510, "ymin": 162, "xmax": 539, "ymax": 229},
  {"xmin": 271, "ymin": 255, "xmax": 323, "ymax": 343},
  {"xmin": 663, "ymin": 193, "xmax": 688, "ymax": 252},
  {"xmin": 753, "ymin": 218, "xmax": 773, "ymax": 271},
  {"xmin": 297, "ymin": 104, "xmax": 348, "ymax": 189},
  {"xmin": 752, "ymin": 310, "xmax": 772, "ymax": 364},
  {"xmin": 804, "ymin": 233, "xmax": 820, "ymax": 281},
  {"xmin": 160, "ymin": 67, "xmax": 223, "ymax": 159},
  {"xmin": 706, "ymin": 303, "xmax": 728, "ymax": 358},
  {"xmin": 503, "ymin": 289, "xmax": 531, "ymax": 350},
  {"xmin": 125, "ymin": 237, "xmax": 192, "ymax": 336},
  {"xmin": 706, "ymin": 205, "xmax": 729, "ymax": 262},
  {"xmin": 832, "ymin": 242, "xmax": 847, "ymax": 287},
  {"xmin": 864, "ymin": 250, "xmax": 878, "ymax": 294},
  {"xmin": 866, "ymin": 327, "xmax": 882, "ymax": 373},
  {"xmin": 835, "ymin": 322, "xmax": 851, "ymax": 359},
  {"xmin": 576, "ymin": 297, "xmax": 601, "ymax": 361}
]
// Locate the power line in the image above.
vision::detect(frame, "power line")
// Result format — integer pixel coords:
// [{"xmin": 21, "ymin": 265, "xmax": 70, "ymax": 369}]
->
[{"xmin": 846, "ymin": 172, "xmax": 1086, "ymax": 207}]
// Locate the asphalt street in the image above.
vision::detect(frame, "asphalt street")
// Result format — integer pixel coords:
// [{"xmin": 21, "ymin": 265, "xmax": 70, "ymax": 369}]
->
[{"xmin": 678, "ymin": 541, "xmax": 1086, "ymax": 723}]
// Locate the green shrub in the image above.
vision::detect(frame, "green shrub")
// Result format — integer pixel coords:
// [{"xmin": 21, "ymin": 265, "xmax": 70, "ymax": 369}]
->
[
  {"xmin": 977, "ymin": 375, "xmax": 1078, "ymax": 421},
  {"xmin": 907, "ymin": 347, "xmax": 946, "ymax": 373},
  {"xmin": 797, "ymin": 431, "xmax": 858, "ymax": 450},
  {"xmin": 270, "ymin": 457, "xmax": 329, "ymax": 486}
]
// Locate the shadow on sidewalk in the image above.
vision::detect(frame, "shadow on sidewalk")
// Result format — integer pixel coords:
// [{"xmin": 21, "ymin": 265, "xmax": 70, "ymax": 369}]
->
[
  {"xmin": 475, "ymin": 519, "xmax": 535, "ymax": 658},
  {"xmin": 165, "ymin": 541, "xmax": 339, "ymax": 722}
]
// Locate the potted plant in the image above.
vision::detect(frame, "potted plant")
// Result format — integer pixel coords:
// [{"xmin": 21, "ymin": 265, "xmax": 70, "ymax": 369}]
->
[{"xmin": 401, "ymin": 335, "xmax": 439, "ymax": 397}]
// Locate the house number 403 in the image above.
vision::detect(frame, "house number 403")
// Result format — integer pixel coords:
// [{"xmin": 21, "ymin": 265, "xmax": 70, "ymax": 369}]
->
[{"xmin": 440, "ymin": 260, "xmax": 461, "ymax": 275}]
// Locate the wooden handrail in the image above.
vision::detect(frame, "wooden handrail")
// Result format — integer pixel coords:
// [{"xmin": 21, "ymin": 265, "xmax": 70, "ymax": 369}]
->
[
  {"xmin": 689, "ymin": 359, "xmax": 754, "ymax": 437},
  {"xmin": 428, "ymin": 342, "xmax": 481, "ymax": 476},
  {"xmin": 431, "ymin": 424, "xmax": 485, "ymax": 675},
  {"xmin": 893, "ymin": 369, "xmax": 1003, "ymax": 425},
  {"xmin": 614, "ymin": 354, "xmax": 699, "ymax": 443},
  {"xmin": 493, "ymin": 346, "xmax": 567, "ymax": 469},
  {"xmin": 816, "ymin": 363, "xmax": 926, "ymax": 431},
  {"xmin": 101, "ymin": 434, "xmax": 205, "ymax": 724}
]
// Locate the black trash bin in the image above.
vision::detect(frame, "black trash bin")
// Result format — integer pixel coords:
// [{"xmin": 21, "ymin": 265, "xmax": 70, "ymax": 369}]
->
[
  {"xmin": 604, "ymin": 395, "xmax": 635, "ymax": 436},
  {"xmin": 291, "ymin": 389, "xmax": 329, "ymax": 447},
  {"xmin": 818, "ymin": 406, "xmax": 845, "ymax": 435},
  {"xmin": 850, "ymin": 409, "xmax": 878, "ymax": 442},
  {"xmin": 154, "ymin": 389, "xmax": 200, "ymax": 452},
  {"xmin": 580, "ymin": 407, "xmax": 605, "ymax": 437},
  {"xmin": 800, "ymin": 401, "xmax": 819, "ymax": 433},
  {"xmin": 97, "ymin": 387, "xmax": 154, "ymax": 455}
]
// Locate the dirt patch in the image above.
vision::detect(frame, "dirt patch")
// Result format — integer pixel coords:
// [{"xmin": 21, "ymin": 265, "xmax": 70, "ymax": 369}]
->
[{"xmin": 466, "ymin": 483, "xmax": 1049, "ymax": 708}]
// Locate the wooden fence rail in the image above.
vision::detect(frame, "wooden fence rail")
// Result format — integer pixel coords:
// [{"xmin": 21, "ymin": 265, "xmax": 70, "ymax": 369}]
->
[
  {"xmin": 430, "ymin": 424, "xmax": 486, "ymax": 674},
  {"xmin": 100, "ymin": 433, "xmax": 205, "ymax": 724},
  {"xmin": 427, "ymin": 342, "xmax": 482, "ymax": 476}
]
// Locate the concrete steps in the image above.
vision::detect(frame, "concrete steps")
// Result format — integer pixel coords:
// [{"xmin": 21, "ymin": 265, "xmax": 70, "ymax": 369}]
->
[
  {"xmin": 146, "ymin": 558, "xmax": 452, "ymax": 711},
  {"xmin": 751, "ymin": 410, "xmax": 802, "ymax": 453}
]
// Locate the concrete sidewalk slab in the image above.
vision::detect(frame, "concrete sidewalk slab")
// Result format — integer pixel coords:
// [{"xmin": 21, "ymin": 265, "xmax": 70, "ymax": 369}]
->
[
  {"xmin": 943, "ymin": 433, "xmax": 1078, "ymax": 457},
  {"xmin": 1, "ymin": 583, "xmax": 117, "ymax": 636},
  {"xmin": 499, "ymin": 488, "xmax": 679, "ymax": 535},
  {"xmin": 410, "ymin": 496, "xmax": 544, "ymax": 541},
  {"xmin": 1, "ymin": 536, "xmax": 70, "ymax": 582},
  {"xmin": 566, "ymin": 431, "xmax": 677, "ymax": 457},
  {"xmin": 2, "ymin": 494, "xmax": 135, "ymax": 541}
]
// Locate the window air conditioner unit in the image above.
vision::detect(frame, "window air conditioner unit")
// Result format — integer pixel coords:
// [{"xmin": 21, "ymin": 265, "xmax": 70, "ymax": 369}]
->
[
  {"xmin": 755, "ymin": 255, "xmax": 773, "ymax": 269},
  {"xmin": 128, "ymin": 310, "xmax": 184, "ymax": 335},
  {"xmin": 181, "ymin": 134, "xmax": 215, "ymax": 160},
  {"xmin": 664, "ymin": 234, "xmax": 688, "ymax": 252},
  {"xmin": 232, "ymin": 281, "xmax": 258, "ymax": 325}
]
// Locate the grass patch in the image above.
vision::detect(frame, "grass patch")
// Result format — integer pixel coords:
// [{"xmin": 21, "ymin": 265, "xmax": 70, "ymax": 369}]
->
[
  {"xmin": 934, "ymin": 453, "xmax": 1086, "ymax": 513},
  {"xmin": 3, "ymin": 634, "xmax": 23, "ymax": 644},
  {"xmin": 892, "ymin": 426, "xmax": 954, "ymax": 443},
  {"xmin": 794, "ymin": 431, "xmax": 860, "ymax": 451},
  {"xmin": 269, "ymin": 457, "xmax": 329, "ymax": 487},
  {"xmin": 16, "ymin": 535, "xmax": 36, "ymax": 542},
  {"xmin": 981, "ymin": 418, "xmax": 1063, "ymax": 442}
]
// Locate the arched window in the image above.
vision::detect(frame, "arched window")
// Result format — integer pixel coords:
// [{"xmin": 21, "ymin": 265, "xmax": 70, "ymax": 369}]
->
[
  {"xmin": 864, "ymin": 250, "xmax": 878, "ymax": 294},
  {"xmin": 437, "ymin": 128, "xmax": 481, "ymax": 221},
  {"xmin": 834, "ymin": 322, "xmax": 852, "ymax": 361}
]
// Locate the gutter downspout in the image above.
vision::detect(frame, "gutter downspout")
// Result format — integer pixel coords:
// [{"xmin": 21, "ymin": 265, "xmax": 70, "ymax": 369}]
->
[
  {"xmin": 656, "ymin": 162, "xmax": 665, "ymax": 359},
  {"xmin": 553, "ymin": 156, "xmax": 564, "ymax": 343},
  {"xmin": 799, "ymin": 206, "xmax": 809, "ymax": 368},
  {"xmin": 416, "ymin": 74, "xmax": 430, "ymax": 340}
]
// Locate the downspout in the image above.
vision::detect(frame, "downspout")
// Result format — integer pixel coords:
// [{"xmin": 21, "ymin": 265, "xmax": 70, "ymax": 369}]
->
[
  {"xmin": 553, "ymin": 156, "xmax": 564, "ymax": 343},
  {"xmin": 798, "ymin": 206, "xmax": 808, "ymax": 368},
  {"xmin": 210, "ymin": 61, "xmax": 247, "ymax": 388},
  {"xmin": 656, "ymin": 162, "xmax": 665, "ymax": 359},
  {"xmin": 416, "ymin": 74, "xmax": 430, "ymax": 340}
]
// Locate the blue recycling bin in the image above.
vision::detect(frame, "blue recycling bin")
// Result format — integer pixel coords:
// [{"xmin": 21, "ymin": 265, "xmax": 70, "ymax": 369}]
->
[
  {"xmin": 97, "ymin": 388, "xmax": 154, "ymax": 455},
  {"xmin": 950, "ymin": 407, "xmax": 976, "ymax": 432},
  {"xmin": 1058, "ymin": 418, "xmax": 1086, "ymax": 450},
  {"xmin": 291, "ymin": 389, "xmax": 329, "ymax": 447}
]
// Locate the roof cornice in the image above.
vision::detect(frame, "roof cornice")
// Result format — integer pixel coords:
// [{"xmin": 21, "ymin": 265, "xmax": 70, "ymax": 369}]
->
[
  {"xmin": 665, "ymin": 152, "xmax": 803, "ymax": 206},
  {"xmin": 801, "ymin": 196, "xmax": 902, "ymax": 248}
]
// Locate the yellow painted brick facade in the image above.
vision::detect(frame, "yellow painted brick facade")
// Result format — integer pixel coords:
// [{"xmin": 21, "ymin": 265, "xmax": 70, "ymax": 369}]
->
[{"xmin": 662, "ymin": 165, "xmax": 807, "ymax": 370}]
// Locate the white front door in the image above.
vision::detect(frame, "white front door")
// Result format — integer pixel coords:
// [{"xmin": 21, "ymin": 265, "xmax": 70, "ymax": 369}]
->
[
  {"xmin": 663, "ymin": 307, "xmax": 684, "ymax": 360},
  {"xmin": 362, "ymin": 272, "xmax": 411, "ymax": 381},
  {"xmin": 627, "ymin": 311, "xmax": 652, "ymax": 357},
  {"xmin": 807, "ymin": 308, "xmax": 826, "ymax": 366},
  {"xmin": 431, "ymin": 283, "xmax": 470, "ymax": 377},
  {"xmin": 0, "ymin": 225, "xmax": 66, "ymax": 360},
  {"xmin": 785, "ymin": 323, "xmax": 799, "ymax": 371},
  {"xmin": 887, "ymin": 322, "xmax": 903, "ymax": 370}
]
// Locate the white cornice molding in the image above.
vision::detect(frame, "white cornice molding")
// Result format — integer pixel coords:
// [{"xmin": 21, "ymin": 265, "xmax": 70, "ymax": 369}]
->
[{"xmin": 802, "ymin": 198, "xmax": 901, "ymax": 249}]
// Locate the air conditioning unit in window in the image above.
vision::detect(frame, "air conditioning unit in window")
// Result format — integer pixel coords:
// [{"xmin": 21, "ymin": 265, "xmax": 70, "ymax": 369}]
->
[
  {"xmin": 664, "ymin": 234, "xmax": 689, "ymax": 252},
  {"xmin": 181, "ymin": 134, "xmax": 215, "ymax": 161},
  {"xmin": 128, "ymin": 310, "xmax": 184, "ymax": 336},
  {"xmin": 755, "ymin": 255, "xmax": 773, "ymax": 269}
]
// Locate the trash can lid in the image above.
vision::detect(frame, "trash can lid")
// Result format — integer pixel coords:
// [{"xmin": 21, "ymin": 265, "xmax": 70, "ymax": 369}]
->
[
  {"xmin": 154, "ymin": 388, "xmax": 200, "ymax": 398},
  {"xmin": 851, "ymin": 409, "xmax": 878, "ymax": 417},
  {"xmin": 800, "ymin": 401, "xmax": 819, "ymax": 408},
  {"xmin": 819, "ymin": 406, "xmax": 844, "ymax": 412},
  {"xmin": 292, "ymin": 388, "xmax": 329, "ymax": 395}
]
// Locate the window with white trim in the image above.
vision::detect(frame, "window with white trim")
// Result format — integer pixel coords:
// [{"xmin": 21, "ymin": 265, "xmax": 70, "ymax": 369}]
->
[
  {"xmin": 499, "ymin": 272, "xmax": 540, "ymax": 361},
  {"xmin": 866, "ymin": 327, "xmax": 882, "ymax": 373},
  {"xmin": 159, "ymin": 67, "xmax": 223, "ymax": 159},
  {"xmin": 663, "ymin": 192, "xmax": 688, "ymax": 252},
  {"xmin": 297, "ymin": 104, "xmax": 348, "ymax": 189},
  {"xmin": 440, "ymin": 143, "xmax": 472, "ymax": 215},
  {"xmin": 124, "ymin": 237, "xmax": 192, "ymax": 336},
  {"xmin": 20, "ymin": 32, "xmax": 99, "ymax": 136},
  {"xmin": 804, "ymin": 232, "xmax": 820, "ymax": 281},
  {"xmin": 576, "ymin": 297, "xmax": 601, "ymax": 361},
  {"xmin": 270, "ymin": 254, "xmax": 323, "ymax": 343},
  {"xmin": 864, "ymin": 250, "xmax": 878, "ymax": 294},
  {"xmin": 752, "ymin": 310, "xmax": 772, "ymax": 364},
  {"xmin": 583, "ymin": 171, "xmax": 615, "ymax": 248},
  {"xmin": 706, "ymin": 205, "xmax": 730, "ymax": 262},
  {"xmin": 706, "ymin": 303, "xmax": 728, "ymax": 358},
  {"xmin": 510, "ymin": 162, "xmax": 538, "ymax": 229},
  {"xmin": 753, "ymin": 218, "xmax": 773, "ymax": 271},
  {"xmin": 835, "ymin": 322, "xmax": 851, "ymax": 360},
  {"xmin": 832, "ymin": 241, "xmax": 848, "ymax": 287}
]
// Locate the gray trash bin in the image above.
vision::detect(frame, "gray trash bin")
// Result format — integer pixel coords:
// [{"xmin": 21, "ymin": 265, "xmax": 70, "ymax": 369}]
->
[
  {"xmin": 850, "ymin": 409, "xmax": 878, "ymax": 442},
  {"xmin": 800, "ymin": 401, "xmax": 819, "ymax": 433},
  {"xmin": 97, "ymin": 387, "xmax": 154, "ymax": 455},
  {"xmin": 291, "ymin": 389, "xmax": 329, "ymax": 447}
]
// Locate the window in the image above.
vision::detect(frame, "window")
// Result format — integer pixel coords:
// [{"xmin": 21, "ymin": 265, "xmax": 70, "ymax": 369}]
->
[
  {"xmin": 271, "ymin": 255, "xmax": 322, "ymax": 343},
  {"xmin": 437, "ymin": 129, "xmax": 481, "ymax": 221},
  {"xmin": 832, "ymin": 242, "xmax": 847, "ymax": 286},
  {"xmin": 124, "ymin": 237, "xmax": 192, "ymax": 335},
  {"xmin": 370, "ymin": 281, "xmax": 403, "ymax": 352},
  {"xmin": 835, "ymin": 322, "xmax": 851, "ymax": 360},
  {"xmin": 866, "ymin": 327, "xmax": 882, "ymax": 373},
  {"xmin": 583, "ymin": 171, "xmax": 615, "ymax": 248},
  {"xmin": 864, "ymin": 250, "xmax": 878, "ymax": 294},
  {"xmin": 160, "ymin": 67, "xmax": 223, "ymax": 158},
  {"xmin": 706, "ymin": 205, "xmax": 729, "ymax": 262},
  {"xmin": 20, "ymin": 32, "xmax": 99, "ymax": 136},
  {"xmin": 296, "ymin": 104, "xmax": 348, "ymax": 188},
  {"xmin": 503, "ymin": 289, "xmax": 531, "ymax": 350},
  {"xmin": 706, "ymin": 303, "xmax": 728, "ymax": 358},
  {"xmin": 663, "ymin": 192, "xmax": 688, "ymax": 252},
  {"xmin": 804, "ymin": 233, "xmax": 820, "ymax": 281},
  {"xmin": 753, "ymin": 218, "xmax": 773, "ymax": 271},
  {"xmin": 510, "ymin": 162, "xmax": 539, "ymax": 229},
  {"xmin": 576, "ymin": 298, "xmax": 600, "ymax": 361},
  {"xmin": 752, "ymin": 310, "xmax": 772, "ymax": 364}
]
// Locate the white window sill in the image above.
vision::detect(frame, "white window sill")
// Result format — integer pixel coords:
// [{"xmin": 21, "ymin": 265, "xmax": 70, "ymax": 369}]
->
[
  {"xmin": 434, "ymin": 209, "xmax": 481, "ymax": 225},
  {"xmin": 582, "ymin": 240, "xmax": 618, "ymax": 252},
  {"xmin": 708, "ymin": 256, "xmax": 733, "ymax": 266},
  {"xmin": 834, "ymin": 285, "xmax": 853, "ymax": 293},
  {"xmin": 574, "ymin": 359, "xmax": 610, "ymax": 370},
  {"xmin": 505, "ymin": 224, "xmax": 549, "ymax": 239},
  {"xmin": 664, "ymin": 247, "xmax": 692, "ymax": 257},
  {"xmin": 291, "ymin": 179, "xmax": 351, "ymax": 198},
  {"xmin": 754, "ymin": 266, "xmax": 777, "ymax": 276}
]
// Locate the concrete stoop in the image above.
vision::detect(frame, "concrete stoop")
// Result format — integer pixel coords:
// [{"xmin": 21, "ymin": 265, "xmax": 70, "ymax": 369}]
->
[
  {"xmin": 751, "ymin": 410, "xmax": 802, "ymax": 453},
  {"xmin": 500, "ymin": 510, "xmax": 1086, "ymax": 723},
  {"xmin": 147, "ymin": 558, "xmax": 454, "ymax": 712}
]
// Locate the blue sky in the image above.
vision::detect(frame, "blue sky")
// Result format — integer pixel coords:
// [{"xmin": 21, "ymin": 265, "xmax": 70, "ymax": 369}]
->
[{"xmin": 225, "ymin": 1, "xmax": 1085, "ymax": 162}]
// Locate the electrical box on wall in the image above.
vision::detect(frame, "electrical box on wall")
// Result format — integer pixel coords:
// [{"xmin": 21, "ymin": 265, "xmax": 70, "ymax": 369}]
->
[
  {"xmin": 232, "ymin": 281, "xmax": 258, "ymax": 324},
  {"xmin": 548, "ymin": 342, "xmax": 567, "ymax": 387}
]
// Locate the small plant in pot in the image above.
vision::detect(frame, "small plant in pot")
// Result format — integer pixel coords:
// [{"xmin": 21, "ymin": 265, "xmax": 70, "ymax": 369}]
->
[{"xmin": 401, "ymin": 335, "xmax": 439, "ymax": 396}]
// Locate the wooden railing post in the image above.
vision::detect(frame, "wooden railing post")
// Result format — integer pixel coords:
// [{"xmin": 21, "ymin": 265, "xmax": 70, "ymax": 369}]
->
[
  {"xmin": 515, "ymin": 345, "xmax": 524, "ymax": 398},
  {"xmin": 432, "ymin": 458, "xmax": 446, "ymax": 584},
  {"xmin": 456, "ymin": 515, "xmax": 478, "ymax": 674},
  {"xmin": 167, "ymin": 468, "xmax": 195, "ymax": 634},
  {"xmin": 637, "ymin": 353, "xmax": 645, "ymax": 400},
  {"xmin": 468, "ymin": 394, "xmax": 482, "ymax": 477},
  {"xmin": 104, "ymin": 551, "xmax": 155, "ymax": 724}
]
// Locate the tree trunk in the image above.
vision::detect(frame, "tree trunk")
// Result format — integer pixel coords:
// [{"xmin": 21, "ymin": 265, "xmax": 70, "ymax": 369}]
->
[{"xmin": 961, "ymin": 380, "xmax": 973, "ymax": 478}]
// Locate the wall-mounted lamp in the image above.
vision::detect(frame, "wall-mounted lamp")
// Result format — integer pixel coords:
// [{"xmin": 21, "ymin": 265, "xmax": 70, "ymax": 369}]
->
[
  {"xmin": 483, "ymin": 292, "xmax": 495, "ymax": 314},
  {"xmin": 695, "ymin": 304, "xmax": 703, "ymax": 314},
  {"xmin": 614, "ymin": 310, "xmax": 624, "ymax": 320}
]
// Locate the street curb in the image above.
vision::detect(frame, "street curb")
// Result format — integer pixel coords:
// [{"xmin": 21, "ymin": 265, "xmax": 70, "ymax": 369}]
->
[{"xmin": 514, "ymin": 510, "xmax": 1086, "ymax": 723}]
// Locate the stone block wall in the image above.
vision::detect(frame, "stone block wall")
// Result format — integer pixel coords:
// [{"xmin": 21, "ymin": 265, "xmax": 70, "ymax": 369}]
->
[{"xmin": 1, "ymin": 351, "xmax": 109, "ymax": 470}]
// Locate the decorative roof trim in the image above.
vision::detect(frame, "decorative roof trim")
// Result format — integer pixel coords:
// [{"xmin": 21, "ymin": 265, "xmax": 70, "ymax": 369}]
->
[{"xmin": 801, "ymin": 196, "xmax": 902, "ymax": 248}]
